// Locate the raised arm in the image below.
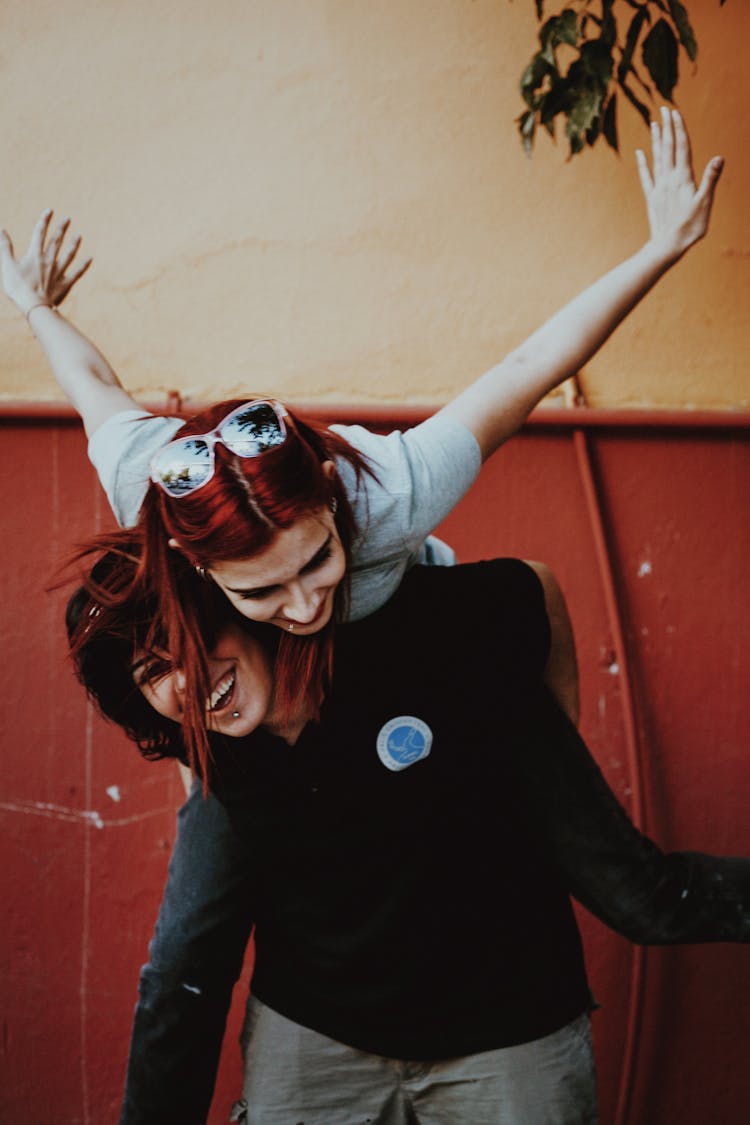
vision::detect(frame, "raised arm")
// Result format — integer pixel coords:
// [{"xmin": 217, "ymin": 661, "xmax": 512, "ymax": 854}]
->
[
  {"xmin": 439, "ymin": 108, "xmax": 724, "ymax": 461},
  {"xmin": 0, "ymin": 210, "xmax": 138, "ymax": 436}
]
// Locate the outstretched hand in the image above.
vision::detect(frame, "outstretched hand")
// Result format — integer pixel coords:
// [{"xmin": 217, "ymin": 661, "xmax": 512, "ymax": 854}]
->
[
  {"xmin": 0, "ymin": 209, "xmax": 92, "ymax": 317},
  {"xmin": 636, "ymin": 108, "xmax": 723, "ymax": 265}
]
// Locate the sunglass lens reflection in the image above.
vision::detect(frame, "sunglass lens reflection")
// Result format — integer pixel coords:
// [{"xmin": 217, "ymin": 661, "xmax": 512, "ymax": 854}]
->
[
  {"xmin": 223, "ymin": 404, "xmax": 285, "ymax": 456},
  {"xmin": 156, "ymin": 439, "xmax": 212, "ymax": 495}
]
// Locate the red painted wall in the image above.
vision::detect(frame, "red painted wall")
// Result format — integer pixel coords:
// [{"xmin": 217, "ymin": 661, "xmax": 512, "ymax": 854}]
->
[{"xmin": 1, "ymin": 410, "xmax": 748, "ymax": 1124}]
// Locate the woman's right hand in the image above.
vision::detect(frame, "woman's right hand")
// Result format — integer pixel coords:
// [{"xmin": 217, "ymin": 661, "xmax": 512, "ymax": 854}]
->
[{"xmin": 0, "ymin": 208, "xmax": 92, "ymax": 317}]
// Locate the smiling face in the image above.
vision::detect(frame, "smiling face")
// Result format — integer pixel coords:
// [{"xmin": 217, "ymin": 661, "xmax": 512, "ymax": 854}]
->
[
  {"xmin": 207, "ymin": 506, "xmax": 347, "ymax": 635},
  {"xmin": 133, "ymin": 619, "xmax": 276, "ymax": 738}
]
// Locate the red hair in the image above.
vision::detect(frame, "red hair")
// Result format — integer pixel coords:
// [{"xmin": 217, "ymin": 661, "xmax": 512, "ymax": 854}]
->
[{"xmin": 125, "ymin": 398, "xmax": 376, "ymax": 782}]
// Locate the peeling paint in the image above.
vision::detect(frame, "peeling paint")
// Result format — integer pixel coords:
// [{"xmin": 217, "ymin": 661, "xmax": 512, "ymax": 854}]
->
[
  {"xmin": 637, "ymin": 560, "xmax": 653, "ymax": 577},
  {"xmin": 106, "ymin": 785, "xmax": 122, "ymax": 803},
  {"xmin": 608, "ymin": 661, "xmax": 620, "ymax": 676}
]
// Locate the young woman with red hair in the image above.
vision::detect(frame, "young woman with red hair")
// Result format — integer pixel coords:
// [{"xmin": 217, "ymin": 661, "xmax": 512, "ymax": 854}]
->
[{"xmin": 0, "ymin": 109, "xmax": 724, "ymax": 776}]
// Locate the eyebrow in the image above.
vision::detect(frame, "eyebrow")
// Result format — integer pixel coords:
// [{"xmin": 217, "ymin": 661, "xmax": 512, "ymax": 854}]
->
[{"xmin": 225, "ymin": 532, "xmax": 334, "ymax": 596}]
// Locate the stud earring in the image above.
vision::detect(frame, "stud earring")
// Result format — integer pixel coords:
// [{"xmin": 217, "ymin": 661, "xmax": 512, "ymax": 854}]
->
[
  {"xmin": 287, "ymin": 622, "xmax": 295, "ymax": 632},
  {"xmin": 194, "ymin": 565, "xmax": 208, "ymax": 581},
  {"xmin": 329, "ymin": 496, "xmax": 338, "ymax": 515},
  {"xmin": 231, "ymin": 711, "xmax": 240, "ymax": 719}
]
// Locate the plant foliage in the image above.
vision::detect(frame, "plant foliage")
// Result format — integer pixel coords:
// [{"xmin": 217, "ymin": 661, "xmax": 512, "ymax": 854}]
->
[{"xmin": 519, "ymin": 1, "xmax": 728, "ymax": 157}]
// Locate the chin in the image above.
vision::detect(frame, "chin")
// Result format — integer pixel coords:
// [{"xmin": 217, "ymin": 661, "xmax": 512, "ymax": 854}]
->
[
  {"xmin": 280, "ymin": 593, "xmax": 335, "ymax": 635},
  {"xmin": 215, "ymin": 714, "xmax": 263, "ymax": 739}
]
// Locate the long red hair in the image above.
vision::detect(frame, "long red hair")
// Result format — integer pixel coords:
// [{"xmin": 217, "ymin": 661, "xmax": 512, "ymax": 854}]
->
[{"xmin": 94, "ymin": 399, "xmax": 375, "ymax": 781}]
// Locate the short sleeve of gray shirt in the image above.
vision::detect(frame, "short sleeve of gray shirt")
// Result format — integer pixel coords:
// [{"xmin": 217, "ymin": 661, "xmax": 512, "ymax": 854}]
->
[{"xmin": 88, "ymin": 409, "xmax": 481, "ymax": 622}]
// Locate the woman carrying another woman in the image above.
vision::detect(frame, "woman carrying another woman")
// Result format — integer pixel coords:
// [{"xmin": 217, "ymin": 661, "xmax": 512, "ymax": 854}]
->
[
  {"xmin": 67, "ymin": 547, "xmax": 750, "ymax": 1124},
  {"xmin": 1, "ymin": 110, "xmax": 729, "ymax": 1121}
]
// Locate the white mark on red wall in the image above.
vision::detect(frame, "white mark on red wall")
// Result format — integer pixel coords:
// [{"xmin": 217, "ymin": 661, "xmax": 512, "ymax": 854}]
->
[
  {"xmin": 106, "ymin": 785, "xmax": 121, "ymax": 803},
  {"xmin": 0, "ymin": 798, "xmax": 172, "ymax": 829},
  {"xmin": 637, "ymin": 560, "xmax": 652, "ymax": 577}
]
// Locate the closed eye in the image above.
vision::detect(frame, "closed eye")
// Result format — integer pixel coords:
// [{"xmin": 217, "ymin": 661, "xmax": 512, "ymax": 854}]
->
[
  {"xmin": 132, "ymin": 654, "xmax": 175, "ymax": 684},
  {"xmin": 232, "ymin": 535, "xmax": 335, "ymax": 601},
  {"xmin": 238, "ymin": 584, "xmax": 279, "ymax": 602},
  {"xmin": 300, "ymin": 540, "xmax": 333, "ymax": 575}
]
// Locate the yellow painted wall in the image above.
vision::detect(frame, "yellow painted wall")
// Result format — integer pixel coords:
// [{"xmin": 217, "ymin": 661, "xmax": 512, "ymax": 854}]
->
[{"xmin": 0, "ymin": 0, "xmax": 747, "ymax": 409}]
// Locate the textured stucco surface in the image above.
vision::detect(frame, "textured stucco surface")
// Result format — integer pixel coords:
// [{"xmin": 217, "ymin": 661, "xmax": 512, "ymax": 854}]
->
[{"xmin": 0, "ymin": 0, "xmax": 747, "ymax": 409}]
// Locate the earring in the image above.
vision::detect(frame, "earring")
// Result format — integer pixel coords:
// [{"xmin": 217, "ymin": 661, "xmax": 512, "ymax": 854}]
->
[
  {"xmin": 329, "ymin": 496, "xmax": 338, "ymax": 515},
  {"xmin": 231, "ymin": 711, "xmax": 241, "ymax": 719},
  {"xmin": 194, "ymin": 565, "xmax": 208, "ymax": 581},
  {"xmin": 287, "ymin": 622, "xmax": 295, "ymax": 632}
]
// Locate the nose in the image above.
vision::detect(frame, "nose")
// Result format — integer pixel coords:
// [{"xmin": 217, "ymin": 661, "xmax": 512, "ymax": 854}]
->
[{"xmin": 282, "ymin": 580, "xmax": 323, "ymax": 624}]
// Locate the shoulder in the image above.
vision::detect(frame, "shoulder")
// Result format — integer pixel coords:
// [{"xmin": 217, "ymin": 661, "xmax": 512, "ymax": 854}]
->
[
  {"xmin": 396, "ymin": 558, "xmax": 549, "ymax": 660},
  {"xmin": 401, "ymin": 557, "xmax": 544, "ymax": 609},
  {"xmin": 330, "ymin": 415, "xmax": 480, "ymax": 504},
  {"xmin": 87, "ymin": 409, "xmax": 185, "ymax": 526},
  {"xmin": 88, "ymin": 409, "xmax": 183, "ymax": 477}
]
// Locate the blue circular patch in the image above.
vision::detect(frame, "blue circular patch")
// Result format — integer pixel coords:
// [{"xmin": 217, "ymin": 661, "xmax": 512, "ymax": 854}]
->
[{"xmin": 376, "ymin": 716, "xmax": 433, "ymax": 772}]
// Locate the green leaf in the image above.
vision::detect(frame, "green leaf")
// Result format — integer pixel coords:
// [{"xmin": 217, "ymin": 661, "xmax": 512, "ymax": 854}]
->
[
  {"xmin": 642, "ymin": 18, "xmax": 678, "ymax": 100},
  {"xmin": 668, "ymin": 0, "xmax": 698, "ymax": 61},
  {"xmin": 567, "ymin": 81, "xmax": 605, "ymax": 134},
  {"xmin": 579, "ymin": 39, "xmax": 614, "ymax": 86},
  {"xmin": 556, "ymin": 8, "xmax": 579, "ymax": 46},
  {"xmin": 603, "ymin": 93, "xmax": 619, "ymax": 151},
  {"xmin": 540, "ymin": 9, "xmax": 579, "ymax": 55},
  {"xmin": 600, "ymin": 0, "xmax": 618, "ymax": 48},
  {"xmin": 619, "ymin": 79, "xmax": 652, "ymax": 127},
  {"xmin": 520, "ymin": 52, "xmax": 556, "ymax": 108},
  {"xmin": 566, "ymin": 123, "xmax": 585, "ymax": 156},
  {"xmin": 518, "ymin": 109, "xmax": 537, "ymax": 156},
  {"xmin": 618, "ymin": 8, "xmax": 649, "ymax": 84},
  {"xmin": 539, "ymin": 77, "xmax": 571, "ymax": 125}
]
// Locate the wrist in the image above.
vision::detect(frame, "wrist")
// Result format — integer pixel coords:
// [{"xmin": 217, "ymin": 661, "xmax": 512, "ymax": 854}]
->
[
  {"xmin": 641, "ymin": 237, "xmax": 683, "ymax": 274},
  {"xmin": 24, "ymin": 300, "xmax": 54, "ymax": 322}
]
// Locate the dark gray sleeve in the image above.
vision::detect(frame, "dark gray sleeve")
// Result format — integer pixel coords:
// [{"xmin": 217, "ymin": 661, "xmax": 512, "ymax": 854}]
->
[
  {"xmin": 515, "ymin": 688, "xmax": 750, "ymax": 945},
  {"xmin": 120, "ymin": 781, "xmax": 255, "ymax": 1124}
]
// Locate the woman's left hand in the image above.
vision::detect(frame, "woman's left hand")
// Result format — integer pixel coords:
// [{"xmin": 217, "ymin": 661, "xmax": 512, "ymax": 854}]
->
[
  {"xmin": 0, "ymin": 208, "xmax": 92, "ymax": 316},
  {"xmin": 636, "ymin": 107, "xmax": 723, "ymax": 266}
]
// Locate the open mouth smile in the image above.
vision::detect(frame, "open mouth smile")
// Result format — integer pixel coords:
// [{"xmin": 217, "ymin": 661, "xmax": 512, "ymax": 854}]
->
[{"xmin": 207, "ymin": 669, "xmax": 236, "ymax": 713}]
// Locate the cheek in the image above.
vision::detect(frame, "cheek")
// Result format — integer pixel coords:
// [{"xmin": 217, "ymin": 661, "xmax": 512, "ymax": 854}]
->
[
  {"xmin": 326, "ymin": 547, "xmax": 347, "ymax": 588},
  {"xmin": 230, "ymin": 597, "xmax": 276, "ymax": 623},
  {"xmin": 140, "ymin": 683, "xmax": 178, "ymax": 723}
]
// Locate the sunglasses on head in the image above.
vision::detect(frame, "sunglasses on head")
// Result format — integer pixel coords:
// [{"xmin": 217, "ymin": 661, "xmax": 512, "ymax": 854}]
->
[{"xmin": 150, "ymin": 400, "xmax": 289, "ymax": 498}]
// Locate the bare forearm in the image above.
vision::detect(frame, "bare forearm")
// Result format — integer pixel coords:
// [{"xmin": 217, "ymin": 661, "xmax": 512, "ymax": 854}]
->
[
  {"xmin": 27, "ymin": 305, "xmax": 137, "ymax": 436},
  {"xmin": 444, "ymin": 239, "xmax": 672, "ymax": 459},
  {"xmin": 438, "ymin": 111, "xmax": 722, "ymax": 462}
]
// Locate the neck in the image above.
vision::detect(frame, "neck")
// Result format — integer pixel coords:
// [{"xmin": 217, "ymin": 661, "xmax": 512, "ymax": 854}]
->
[{"xmin": 262, "ymin": 697, "xmax": 316, "ymax": 747}]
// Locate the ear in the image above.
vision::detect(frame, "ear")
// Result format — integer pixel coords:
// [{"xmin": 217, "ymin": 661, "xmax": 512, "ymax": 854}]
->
[{"xmin": 321, "ymin": 460, "xmax": 337, "ymax": 480}]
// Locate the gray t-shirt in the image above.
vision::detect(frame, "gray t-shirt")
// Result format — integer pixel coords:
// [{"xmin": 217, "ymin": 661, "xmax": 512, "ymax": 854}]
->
[{"xmin": 88, "ymin": 409, "xmax": 481, "ymax": 621}]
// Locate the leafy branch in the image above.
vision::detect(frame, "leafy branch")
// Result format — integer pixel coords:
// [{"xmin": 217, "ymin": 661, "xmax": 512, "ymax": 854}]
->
[{"xmin": 518, "ymin": 1, "xmax": 728, "ymax": 157}]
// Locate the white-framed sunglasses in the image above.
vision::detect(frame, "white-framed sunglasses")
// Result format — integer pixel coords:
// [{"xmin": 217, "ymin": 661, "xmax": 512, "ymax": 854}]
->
[{"xmin": 150, "ymin": 400, "xmax": 289, "ymax": 498}]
